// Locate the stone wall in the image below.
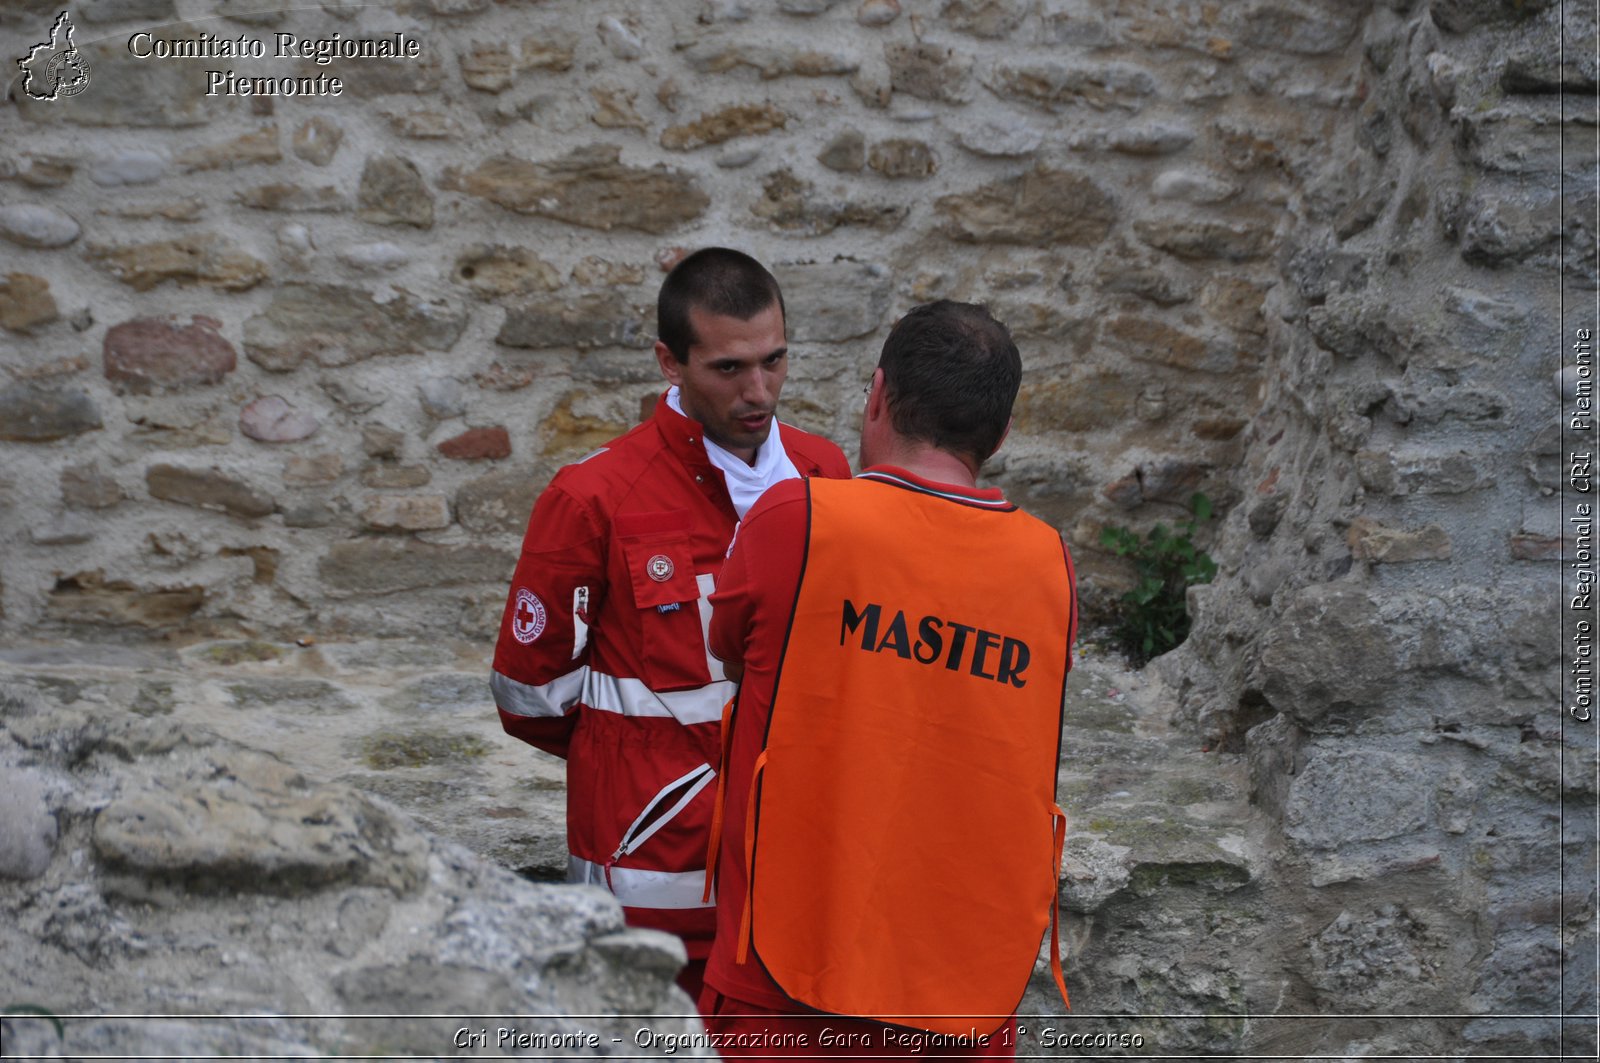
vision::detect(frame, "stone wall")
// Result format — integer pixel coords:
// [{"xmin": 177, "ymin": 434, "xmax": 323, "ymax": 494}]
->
[
  {"xmin": 2, "ymin": 0, "xmax": 1357, "ymax": 640},
  {"xmin": 1150, "ymin": 0, "xmax": 1598, "ymax": 1056}
]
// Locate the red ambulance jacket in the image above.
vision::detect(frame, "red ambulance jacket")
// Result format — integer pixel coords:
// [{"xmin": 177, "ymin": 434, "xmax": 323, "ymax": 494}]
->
[{"xmin": 491, "ymin": 392, "xmax": 849, "ymax": 953}]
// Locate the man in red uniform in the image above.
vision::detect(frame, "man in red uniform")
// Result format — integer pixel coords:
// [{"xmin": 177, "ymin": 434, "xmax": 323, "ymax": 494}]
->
[
  {"xmin": 490, "ymin": 248, "xmax": 849, "ymax": 1000},
  {"xmin": 703, "ymin": 301, "xmax": 1077, "ymax": 1059}
]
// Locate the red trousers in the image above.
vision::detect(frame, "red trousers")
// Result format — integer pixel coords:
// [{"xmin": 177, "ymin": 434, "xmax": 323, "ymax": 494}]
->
[{"xmin": 699, "ymin": 989, "xmax": 1017, "ymax": 1060}]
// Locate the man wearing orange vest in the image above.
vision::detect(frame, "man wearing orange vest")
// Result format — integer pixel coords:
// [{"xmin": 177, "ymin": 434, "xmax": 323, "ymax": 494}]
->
[{"xmin": 702, "ymin": 300, "xmax": 1078, "ymax": 1059}]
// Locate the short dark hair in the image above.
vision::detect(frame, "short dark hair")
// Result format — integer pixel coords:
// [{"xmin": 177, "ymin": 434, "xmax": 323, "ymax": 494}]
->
[
  {"xmin": 657, "ymin": 247, "xmax": 786, "ymax": 363},
  {"xmin": 876, "ymin": 300, "xmax": 1021, "ymax": 465}
]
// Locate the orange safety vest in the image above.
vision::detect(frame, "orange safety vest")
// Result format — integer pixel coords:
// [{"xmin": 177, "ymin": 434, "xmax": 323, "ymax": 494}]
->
[{"xmin": 734, "ymin": 475, "xmax": 1074, "ymax": 1035}]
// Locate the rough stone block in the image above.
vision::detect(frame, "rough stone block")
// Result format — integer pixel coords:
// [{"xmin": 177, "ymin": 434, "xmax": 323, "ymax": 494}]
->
[
  {"xmin": 1509, "ymin": 534, "xmax": 1562, "ymax": 561},
  {"xmin": 240, "ymin": 396, "xmax": 320, "ymax": 443},
  {"xmin": 867, "ymin": 138, "xmax": 936, "ymax": 178},
  {"xmin": 0, "ymin": 767, "xmax": 57, "ymax": 880},
  {"xmin": 495, "ymin": 292, "xmax": 652, "ymax": 350},
  {"xmin": 319, "ymin": 541, "xmax": 515, "ymax": 594},
  {"xmin": 1347, "ymin": 518, "xmax": 1453, "ymax": 563},
  {"xmin": 1355, "ymin": 448, "xmax": 1490, "ymax": 496},
  {"xmin": 445, "ymin": 146, "xmax": 708, "ymax": 233},
  {"xmin": 357, "ymin": 154, "xmax": 434, "ymax": 229},
  {"xmin": 459, "ymin": 41, "xmax": 521, "ymax": 92},
  {"xmin": 1094, "ymin": 250, "xmax": 1195, "ymax": 306},
  {"xmin": 419, "ymin": 378, "xmax": 465, "ymax": 421},
  {"xmin": 1081, "ymin": 121, "xmax": 1196, "ymax": 155},
  {"xmin": 176, "ymin": 126, "xmax": 281, "ymax": 173},
  {"xmin": 283, "ymin": 454, "xmax": 344, "ymax": 486},
  {"xmin": 243, "ymin": 283, "xmax": 468, "ymax": 371},
  {"xmin": 937, "ymin": 166, "xmax": 1116, "ymax": 246},
  {"xmin": 752, "ymin": 169, "xmax": 907, "ymax": 235},
  {"xmin": 30, "ymin": 513, "xmax": 94, "ymax": 545},
  {"xmin": 678, "ymin": 36, "xmax": 859, "ymax": 79},
  {"xmin": 292, "ymin": 116, "xmax": 343, "ymax": 165},
  {"xmin": 1016, "ymin": 371, "xmax": 1136, "ymax": 434},
  {"xmin": 660, "ymin": 103, "xmax": 787, "ymax": 151},
  {"xmin": 0, "ymin": 204, "xmax": 80, "ymax": 248},
  {"xmin": 773, "ymin": 260, "xmax": 891, "ymax": 342},
  {"xmin": 0, "ymin": 382, "xmax": 102, "ymax": 441},
  {"xmin": 88, "ymin": 235, "xmax": 269, "ymax": 292},
  {"xmin": 453, "ymin": 245, "xmax": 562, "ymax": 297},
  {"xmin": 1303, "ymin": 903, "xmax": 1455, "ymax": 1011},
  {"xmin": 1390, "ymin": 385, "xmax": 1508, "ymax": 426},
  {"xmin": 360, "ymin": 425, "xmax": 406, "ymax": 460},
  {"xmin": 93, "ymin": 748, "xmax": 427, "ymax": 895},
  {"xmin": 1106, "ymin": 316, "xmax": 1251, "ymax": 374},
  {"xmin": 103, "ymin": 316, "xmax": 236, "ymax": 392},
  {"xmin": 778, "ymin": 0, "xmax": 844, "ymax": 13},
  {"xmin": 817, "ymin": 129, "xmax": 866, "ymax": 171},
  {"xmin": 361, "ymin": 494, "xmax": 453, "ymax": 532},
  {"xmin": 45, "ymin": 571, "xmax": 205, "ymax": 629},
  {"xmin": 1304, "ymin": 292, "xmax": 1421, "ymax": 364},
  {"xmin": 941, "ymin": 0, "xmax": 1029, "ymax": 38},
  {"xmin": 235, "ymin": 184, "xmax": 346, "ymax": 212},
  {"xmin": 1200, "ymin": 276, "xmax": 1268, "ymax": 335},
  {"xmin": 1457, "ymin": 104, "xmax": 1585, "ymax": 176},
  {"xmin": 61, "ymin": 463, "xmax": 123, "ymax": 509},
  {"xmin": 589, "ymin": 85, "xmax": 647, "ymax": 131},
  {"xmin": 102, "ymin": 197, "xmax": 206, "ymax": 222},
  {"xmin": 1152, "ymin": 168, "xmax": 1240, "ymax": 204},
  {"xmin": 571, "ymin": 258, "xmax": 646, "ymax": 288},
  {"xmin": 438, "ymin": 427, "xmax": 511, "ymax": 461},
  {"xmin": 1286, "ymin": 749, "xmax": 1434, "ymax": 848},
  {"xmin": 146, "ymin": 464, "xmax": 275, "ymax": 518},
  {"xmin": 1459, "ymin": 192, "xmax": 1562, "ymax": 269},
  {"xmin": 857, "ymin": 0, "xmax": 901, "ymax": 25},
  {"xmin": 360, "ymin": 463, "xmax": 431, "ymax": 489},
  {"xmin": 1430, "ymin": 0, "xmax": 1555, "ymax": 34},
  {"xmin": 89, "ymin": 149, "xmax": 166, "ymax": 187},
  {"xmin": 1231, "ymin": 2, "xmax": 1362, "ymax": 56},
  {"xmin": 884, "ymin": 41, "xmax": 975, "ymax": 103},
  {"xmin": 0, "ymin": 272, "xmax": 58, "ymax": 332},
  {"xmin": 1133, "ymin": 214, "xmax": 1274, "ymax": 261},
  {"xmin": 953, "ymin": 117, "xmax": 1044, "ymax": 158},
  {"xmin": 1259, "ymin": 585, "xmax": 1399, "ymax": 724},
  {"xmin": 985, "ymin": 61, "xmax": 1156, "ymax": 112},
  {"xmin": 1502, "ymin": 52, "xmax": 1597, "ymax": 95}
]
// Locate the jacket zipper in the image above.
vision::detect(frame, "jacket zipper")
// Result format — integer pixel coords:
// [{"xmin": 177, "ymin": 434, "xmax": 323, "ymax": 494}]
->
[{"xmin": 603, "ymin": 763, "xmax": 716, "ymax": 886}]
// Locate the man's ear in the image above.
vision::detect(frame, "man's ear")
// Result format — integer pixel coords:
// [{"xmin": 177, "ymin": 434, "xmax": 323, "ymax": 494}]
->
[
  {"xmin": 654, "ymin": 340, "xmax": 683, "ymax": 387},
  {"xmin": 865, "ymin": 367, "xmax": 887, "ymax": 421}
]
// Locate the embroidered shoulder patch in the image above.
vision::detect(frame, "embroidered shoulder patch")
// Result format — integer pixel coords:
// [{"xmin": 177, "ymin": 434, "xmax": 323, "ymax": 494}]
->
[{"xmin": 511, "ymin": 588, "xmax": 548, "ymax": 644}]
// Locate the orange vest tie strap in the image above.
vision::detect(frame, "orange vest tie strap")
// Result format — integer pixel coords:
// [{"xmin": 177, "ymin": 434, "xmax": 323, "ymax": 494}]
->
[
  {"xmin": 1049, "ymin": 803, "xmax": 1071, "ymax": 1010},
  {"xmin": 735, "ymin": 748, "xmax": 769, "ymax": 966}
]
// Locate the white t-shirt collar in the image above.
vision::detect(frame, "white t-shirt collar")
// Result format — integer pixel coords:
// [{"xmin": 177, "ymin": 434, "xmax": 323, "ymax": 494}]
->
[{"xmin": 666, "ymin": 386, "xmax": 801, "ymax": 517}]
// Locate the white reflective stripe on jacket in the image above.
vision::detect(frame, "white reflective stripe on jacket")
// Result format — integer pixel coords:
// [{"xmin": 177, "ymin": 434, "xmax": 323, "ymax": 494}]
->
[{"xmin": 570, "ymin": 856, "xmax": 714, "ymax": 910}]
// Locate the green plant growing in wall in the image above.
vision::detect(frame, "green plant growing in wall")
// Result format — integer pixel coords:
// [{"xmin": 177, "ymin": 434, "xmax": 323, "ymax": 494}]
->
[{"xmin": 1099, "ymin": 492, "xmax": 1218, "ymax": 664}]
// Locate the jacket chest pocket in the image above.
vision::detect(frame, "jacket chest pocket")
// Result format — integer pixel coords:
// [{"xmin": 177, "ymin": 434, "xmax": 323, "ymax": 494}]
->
[{"xmin": 616, "ymin": 512, "xmax": 711, "ymax": 692}]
